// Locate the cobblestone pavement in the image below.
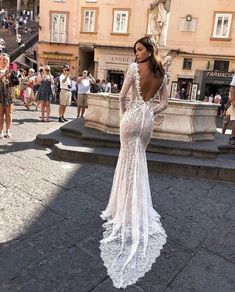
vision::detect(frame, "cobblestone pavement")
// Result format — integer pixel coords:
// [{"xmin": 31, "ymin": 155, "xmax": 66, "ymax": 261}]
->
[{"xmin": 0, "ymin": 103, "xmax": 235, "ymax": 292}]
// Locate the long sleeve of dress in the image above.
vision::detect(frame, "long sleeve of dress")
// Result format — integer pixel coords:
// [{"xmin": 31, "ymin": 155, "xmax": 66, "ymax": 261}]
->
[
  {"xmin": 153, "ymin": 77, "xmax": 169, "ymax": 115},
  {"xmin": 119, "ymin": 64, "xmax": 134, "ymax": 117}
]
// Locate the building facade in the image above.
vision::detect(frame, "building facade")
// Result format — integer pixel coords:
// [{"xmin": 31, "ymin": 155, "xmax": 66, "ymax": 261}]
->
[
  {"xmin": 38, "ymin": 0, "xmax": 153, "ymax": 88},
  {"xmin": 166, "ymin": 0, "xmax": 235, "ymax": 100}
]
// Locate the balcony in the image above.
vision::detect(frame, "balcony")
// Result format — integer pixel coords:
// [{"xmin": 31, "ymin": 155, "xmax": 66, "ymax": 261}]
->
[{"xmin": 50, "ymin": 31, "xmax": 68, "ymax": 44}]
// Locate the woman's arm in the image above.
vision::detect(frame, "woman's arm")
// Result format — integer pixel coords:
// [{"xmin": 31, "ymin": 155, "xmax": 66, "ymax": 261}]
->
[
  {"xmin": 49, "ymin": 74, "xmax": 54, "ymax": 85},
  {"xmin": 153, "ymin": 77, "xmax": 169, "ymax": 115},
  {"xmin": 229, "ymin": 74, "xmax": 235, "ymax": 106},
  {"xmin": 119, "ymin": 64, "xmax": 134, "ymax": 117},
  {"xmin": 88, "ymin": 73, "xmax": 96, "ymax": 84}
]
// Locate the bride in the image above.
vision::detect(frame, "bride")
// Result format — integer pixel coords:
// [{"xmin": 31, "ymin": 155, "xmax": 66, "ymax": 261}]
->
[{"xmin": 100, "ymin": 36, "xmax": 169, "ymax": 289}]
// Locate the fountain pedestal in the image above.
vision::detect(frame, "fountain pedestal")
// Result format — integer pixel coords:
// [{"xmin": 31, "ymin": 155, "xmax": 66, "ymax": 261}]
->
[{"xmin": 85, "ymin": 93, "xmax": 219, "ymax": 142}]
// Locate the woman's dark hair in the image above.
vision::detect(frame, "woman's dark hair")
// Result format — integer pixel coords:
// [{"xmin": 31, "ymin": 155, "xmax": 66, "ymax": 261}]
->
[{"xmin": 134, "ymin": 36, "xmax": 165, "ymax": 78}]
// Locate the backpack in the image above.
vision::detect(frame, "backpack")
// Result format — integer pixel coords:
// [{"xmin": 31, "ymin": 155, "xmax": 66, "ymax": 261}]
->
[{"xmin": 10, "ymin": 71, "xmax": 20, "ymax": 86}]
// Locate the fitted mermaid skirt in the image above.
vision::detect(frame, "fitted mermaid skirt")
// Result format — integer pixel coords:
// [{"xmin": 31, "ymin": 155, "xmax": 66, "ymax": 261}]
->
[{"xmin": 100, "ymin": 101, "xmax": 167, "ymax": 289}]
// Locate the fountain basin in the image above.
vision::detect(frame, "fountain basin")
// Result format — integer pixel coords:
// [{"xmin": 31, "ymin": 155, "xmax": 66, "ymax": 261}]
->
[{"xmin": 84, "ymin": 93, "xmax": 219, "ymax": 142}]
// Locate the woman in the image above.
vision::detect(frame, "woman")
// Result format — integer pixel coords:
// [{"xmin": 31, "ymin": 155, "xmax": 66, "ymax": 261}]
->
[
  {"xmin": 37, "ymin": 65, "xmax": 54, "ymax": 122},
  {"xmin": 0, "ymin": 53, "xmax": 13, "ymax": 138},
  {"xmin": 100, "ymin": 37, "xmax": 168, "ymax": 288},
  {"xmin": 24, "ymin": 68, "xmax": 36, "ymax": 110}
]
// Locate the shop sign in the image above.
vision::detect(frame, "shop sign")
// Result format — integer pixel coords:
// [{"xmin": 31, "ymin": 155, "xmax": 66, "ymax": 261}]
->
[
  {"xmin": 108, "ymin": 56, "xmax": 135, "ymax": 63},
  {"xmin": 206, "ymin": 71, "xmax": 233, "ymax": 79}
]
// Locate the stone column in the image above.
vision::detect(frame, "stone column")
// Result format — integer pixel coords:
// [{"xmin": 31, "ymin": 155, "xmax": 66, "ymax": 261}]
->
[
  {"xmin": 17, "ymin": 0, "xmax": 21, "ymax": 14},
  {"xmin": 23, "ymin": 0, "xmax": 28, "ymax": 9}
]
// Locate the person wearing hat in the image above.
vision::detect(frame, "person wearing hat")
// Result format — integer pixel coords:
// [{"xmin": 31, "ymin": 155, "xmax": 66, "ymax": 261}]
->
[{"xmin": 58, "ymin": 65, "xmax": 72, "ymax": 122}]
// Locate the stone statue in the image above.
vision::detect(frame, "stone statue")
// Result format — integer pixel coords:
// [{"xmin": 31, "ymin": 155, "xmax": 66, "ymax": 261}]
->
[
  {"xmin": 163, "ymin": 55, "xmax": 172, "ymax": 84},
  {"xmin": 23, "ymin": 0, "xmax": 28, "ymax": 9},
  {"xmin": 149, "ymin": 0, "xmax": 172, "ymax": 47}
]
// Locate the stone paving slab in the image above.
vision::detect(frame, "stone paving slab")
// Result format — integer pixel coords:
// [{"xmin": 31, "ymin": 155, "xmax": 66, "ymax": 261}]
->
[
  {"xmin": 203, "ymin": 218, "xmax": 235, "ymax": 264},
  {"xmin": 0, "ymin": 187, "xmax": 63, "ymax": 243},
  {"xmin": 166, "ymin": 215, "xmax": 209, "ymax": 250},
  {"xmin": 137, "ymin": 239, "xmax": 193, "ymax": 292},
  {"xmin": 185, "ymin": 198, "xmax": 231, "ymax": 227},
  {"xmin": 0, "ymin": 104, "xmax": 235, "ymax": 291},
  {"xmin": 0, "ymin": 238, "xmax": 45, "ymax": 284},
  {"xmin": 206, "ymin": 182, "xmax": 235, "ymax": 205},
  {"xmin": 1, "ymin": 247, "xmax": 106, "ymax": 292},
  {"xmin": 166, "ymin": 249, "xmax": 235, "ymax": 292}
]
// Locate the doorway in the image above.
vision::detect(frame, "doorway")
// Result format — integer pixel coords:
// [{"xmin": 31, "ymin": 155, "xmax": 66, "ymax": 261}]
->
[
  {"xmin": 78, "ymin": 47, "xmax": 94, "ymax": 76},
  {"xmin": 177, "ymin": 78, "xmax": 193, "ymax": 100},
  {"xmin": 107, "ymin": 70, "xmax": 124, "ymax": 91}
]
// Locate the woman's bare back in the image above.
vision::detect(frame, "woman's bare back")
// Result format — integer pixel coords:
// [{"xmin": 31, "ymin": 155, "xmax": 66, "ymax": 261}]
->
[{"xmin": 138, "ymin": 63, "xmax": 164, "ymax": 102}]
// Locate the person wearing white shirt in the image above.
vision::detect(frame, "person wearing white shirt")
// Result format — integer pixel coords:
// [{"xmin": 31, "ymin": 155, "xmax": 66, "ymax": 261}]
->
[
  {"xmin": 58, "ymin": 65, "xmax": 72, "ymax": 123},
  {"xmin": 105, "ymin": 80, "xmax": 112, "ymax": 93},
  {"xmin": 77, "ymin": 70, "xmax": 95, "ymax": 118}
]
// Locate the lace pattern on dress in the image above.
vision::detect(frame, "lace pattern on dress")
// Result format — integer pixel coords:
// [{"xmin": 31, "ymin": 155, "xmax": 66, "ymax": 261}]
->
[{"xmin": 100, "ymin": 62, "xmax": 168, "ymax": 289}]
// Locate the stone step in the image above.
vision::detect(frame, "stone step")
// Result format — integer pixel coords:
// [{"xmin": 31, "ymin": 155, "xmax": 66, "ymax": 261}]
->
[
  {"xmin": 60, "ymin": 119, "xmax": 235, "ymax": 159},
  {"xmin": 36, "ymin": 119, "xmax": 235, "ymax": 182}
]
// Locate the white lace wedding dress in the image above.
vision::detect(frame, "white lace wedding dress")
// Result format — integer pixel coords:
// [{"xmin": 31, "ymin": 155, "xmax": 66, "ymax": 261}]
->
[{"xmin": 100, "ymin": 62, "xmax": 168, "ymax": 289}]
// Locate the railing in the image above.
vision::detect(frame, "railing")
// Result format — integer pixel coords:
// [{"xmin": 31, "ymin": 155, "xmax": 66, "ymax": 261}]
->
[
  {"xmin": 50, "ymin": 31, "xmax": 68, "ymax": 43},
  {"xmin": 10, "ymin": 32, "xmax": 39, "ymax": 61}
]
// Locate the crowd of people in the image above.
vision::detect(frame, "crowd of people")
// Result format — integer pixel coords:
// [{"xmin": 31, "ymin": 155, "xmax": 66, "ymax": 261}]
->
[
  {"xmin": 203, "ymin": 92, "xmax": 228, "ymax": 115},
  {"xmin": 0, "ymin": 8, "xmax": 34, "ymax": 52},
  {"xmin": 0, "ymin": 52, "xmax": 121, "ymax": 139}
]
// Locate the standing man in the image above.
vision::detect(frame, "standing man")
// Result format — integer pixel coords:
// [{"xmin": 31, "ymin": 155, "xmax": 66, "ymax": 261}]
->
[
  {"xmin": 104, "ymin": 79, "xmax": 112, "ymax": 93},
  {"xmin": 77, "ymin": 70, "xmax": 95, "ymax": 118},
  {"xmin": 58, "ymin": 65, "xmax": 72, "ymax": 123},
  {"xmin": 229, "ymin": 75, "xmax": 235, "ymax": 145}
]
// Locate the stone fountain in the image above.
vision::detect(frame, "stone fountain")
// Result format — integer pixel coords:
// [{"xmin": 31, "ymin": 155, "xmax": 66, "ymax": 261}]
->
[{"xmin": 84, "ymin": 93, "xmax": 219, "ymax": 143}]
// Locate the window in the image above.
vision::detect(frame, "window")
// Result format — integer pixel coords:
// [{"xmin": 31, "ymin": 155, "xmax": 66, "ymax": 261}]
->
[
  {"xmin": 51, "ymin": 13, "xmax": 67, "ymax": 43},
  {"xmin": 86, "ymin": 0, "xmax": 97, "ymax": 2},
  {"xmin": 183, "ymin": 58, "xmax": 192, "ymax": 70},
  {"xmin": 54, "ymin": 0, "xmax": 65, "ymax": 2},
  {"xmin": 113, "ymin": 10, "xmax": 129, "ymax": 33},
  {"xmin": 213, "ymin": 60, "xmax": 229, "ymax": 72},
  {"xmin": 82, "ymin": 9, "xmax": 97, "ymax": 32},
  {"xmin": 212, "ymin": 13, "xmax": 232, "ymax": 38}
]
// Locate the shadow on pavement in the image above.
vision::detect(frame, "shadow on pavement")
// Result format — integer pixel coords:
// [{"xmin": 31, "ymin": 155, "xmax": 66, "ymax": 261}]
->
[
  {"xmin": 0, "ymin": 126, "xmax": 235, "ymax": 291},
  {"xmin": 0, "ymin": 161, "xmax": 113, "ymax": 291},
  {"xmin": 0, "ymin": 140, "xmax": 47, "ymax": 154}
]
